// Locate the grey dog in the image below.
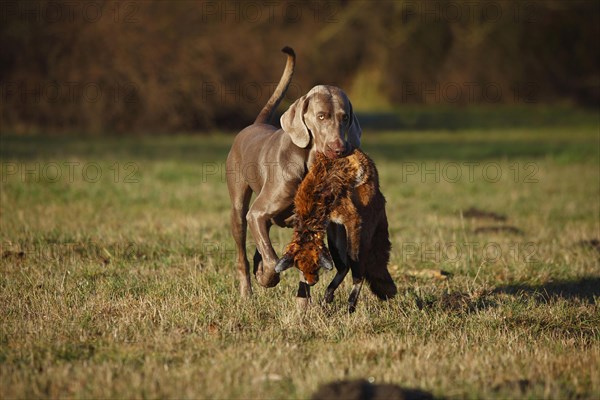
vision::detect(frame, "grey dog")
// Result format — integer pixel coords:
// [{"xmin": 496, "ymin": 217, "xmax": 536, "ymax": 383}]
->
[{"xmin": 226, "ymin": 47, "xmax": 362, "ymax": 297}]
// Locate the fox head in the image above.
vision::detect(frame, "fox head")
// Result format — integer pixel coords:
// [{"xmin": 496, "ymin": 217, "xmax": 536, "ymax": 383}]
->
[{"xmin": 274, "ymin": 230, "xmax": 334, "ymax": 285}]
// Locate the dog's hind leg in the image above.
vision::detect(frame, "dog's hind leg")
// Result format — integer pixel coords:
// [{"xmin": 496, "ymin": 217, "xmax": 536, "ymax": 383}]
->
[{"xmin": 228, "ymin": 179, "xmax": 253, "ymax": 297}]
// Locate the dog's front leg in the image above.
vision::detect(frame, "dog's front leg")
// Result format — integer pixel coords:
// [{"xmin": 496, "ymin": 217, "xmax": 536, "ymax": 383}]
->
[{"xmin": 247, "ymin": 198, "xmax": 283, "ymax": 288}]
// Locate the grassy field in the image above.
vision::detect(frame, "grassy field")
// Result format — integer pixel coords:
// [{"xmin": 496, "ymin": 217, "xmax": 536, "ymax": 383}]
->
[{"xmin": 1, "ymin": 123, "xmax": 599, "ymax": 399}]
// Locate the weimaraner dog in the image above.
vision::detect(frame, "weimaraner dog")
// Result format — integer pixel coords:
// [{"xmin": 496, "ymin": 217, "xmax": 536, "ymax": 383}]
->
[{"xmin": 226, "ymin": 47, "xmax": 362, "ymax": 297}]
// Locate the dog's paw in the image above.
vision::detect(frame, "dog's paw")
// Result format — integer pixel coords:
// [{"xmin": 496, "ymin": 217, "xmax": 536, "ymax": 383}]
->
[{"xmin": 255, "ymin": 264, "xmax": 281, "ymax": 288}]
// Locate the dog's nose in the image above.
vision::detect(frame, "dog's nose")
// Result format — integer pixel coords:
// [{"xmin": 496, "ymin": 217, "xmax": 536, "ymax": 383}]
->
[{"xmin": 332, "ymin": 142, "xmax": 346, "ymax": 156}]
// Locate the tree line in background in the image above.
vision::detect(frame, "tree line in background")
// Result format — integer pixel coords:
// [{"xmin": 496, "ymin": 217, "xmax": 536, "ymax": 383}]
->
[{"xmin": 1, "ymin": 0, "xmax": 598, "ymax": 134}]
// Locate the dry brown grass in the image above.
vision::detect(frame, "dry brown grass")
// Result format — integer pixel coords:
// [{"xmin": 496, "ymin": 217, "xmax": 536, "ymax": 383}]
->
[{"xmin": 1, "ymin": 128, "xmax": 599, "ymax": 398}]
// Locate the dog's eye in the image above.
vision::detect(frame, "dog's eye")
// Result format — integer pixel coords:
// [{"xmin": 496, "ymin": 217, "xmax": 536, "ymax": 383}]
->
[
  {"xmin": 342, "ymin": 114, "xmax": 349, "ymax": 122},
  {"xmin": 318, "ymin": 114, "xmax": 325, "ymax": 121}
]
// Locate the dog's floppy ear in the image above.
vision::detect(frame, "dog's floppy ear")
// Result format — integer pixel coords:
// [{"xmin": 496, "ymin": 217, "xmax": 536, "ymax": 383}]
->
[
  {"xmin": 346, "ymin": 99, "xmax": 362, "ymax": 149},
  {"xmin": 281, "ymin": 95, "xmax": 311, "ymax": 148},
  {"xmin": 275, "ymin": 253, "xmax": 294, "ymax": 273}
]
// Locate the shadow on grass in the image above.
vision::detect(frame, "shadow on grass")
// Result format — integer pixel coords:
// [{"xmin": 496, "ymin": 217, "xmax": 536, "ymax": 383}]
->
[
  {"xmin": 493, "ymin": 277, "xmax": 600, "ymax": 304},
  {"xmin": 410, "ymin": 277, "xmax": 600, "ymax": 315},
  {"xmin": 312, "ymin": 379, "xmax": 436, "ymax": 400}
]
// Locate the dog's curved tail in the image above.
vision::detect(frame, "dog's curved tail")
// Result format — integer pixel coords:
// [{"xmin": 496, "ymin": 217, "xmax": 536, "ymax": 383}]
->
[{"xmin": 254, "ymin": 46, "xmax": 296, "ymax": 124}]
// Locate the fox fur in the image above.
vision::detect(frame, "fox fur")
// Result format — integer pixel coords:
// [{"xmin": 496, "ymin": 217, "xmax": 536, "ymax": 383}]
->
[{"xmin": 276, "ymin": 149, "xmax": 397, "ymax": 303}]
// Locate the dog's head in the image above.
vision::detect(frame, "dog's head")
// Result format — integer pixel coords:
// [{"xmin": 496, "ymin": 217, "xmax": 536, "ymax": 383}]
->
[
  {"xmin": 280, "ymin": 85, "xmax": 361, "ymax": 159},
  {"xmin": 274, "ymin": 230, "xmax": 334, "ymax": 286}
]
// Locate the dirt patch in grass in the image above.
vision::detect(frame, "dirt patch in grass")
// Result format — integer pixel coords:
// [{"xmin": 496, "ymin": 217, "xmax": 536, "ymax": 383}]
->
[
  {"xmin": 463, "ymin": 207, "xmax": 507, "ymax": 222},
  {"xmin": 474, "ymin": 226, "xmax": 524, "ymax": 235},
  {"xmin": 459, "ymin": 207, "xmax": 523, "ymax": 235},
  {"xmin": 577, "ymin": 239, "xmax": 600, "ymax": 253},
  {"xmin": 2, "ymin": 251, "xmax": 25, "ymax": 261},
  {"xmin": 492, "ymin": 379, "xmax": 533, "ymax": 395},
  {"xmin": 416, "ymin": 291, "xmax": 494, "ymax": 314}
]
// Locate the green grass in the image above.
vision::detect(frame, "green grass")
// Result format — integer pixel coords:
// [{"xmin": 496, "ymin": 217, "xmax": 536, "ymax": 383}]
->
[{"xmin": 1, "ymin": 125, "xmax": 599, "ymax": 399}]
